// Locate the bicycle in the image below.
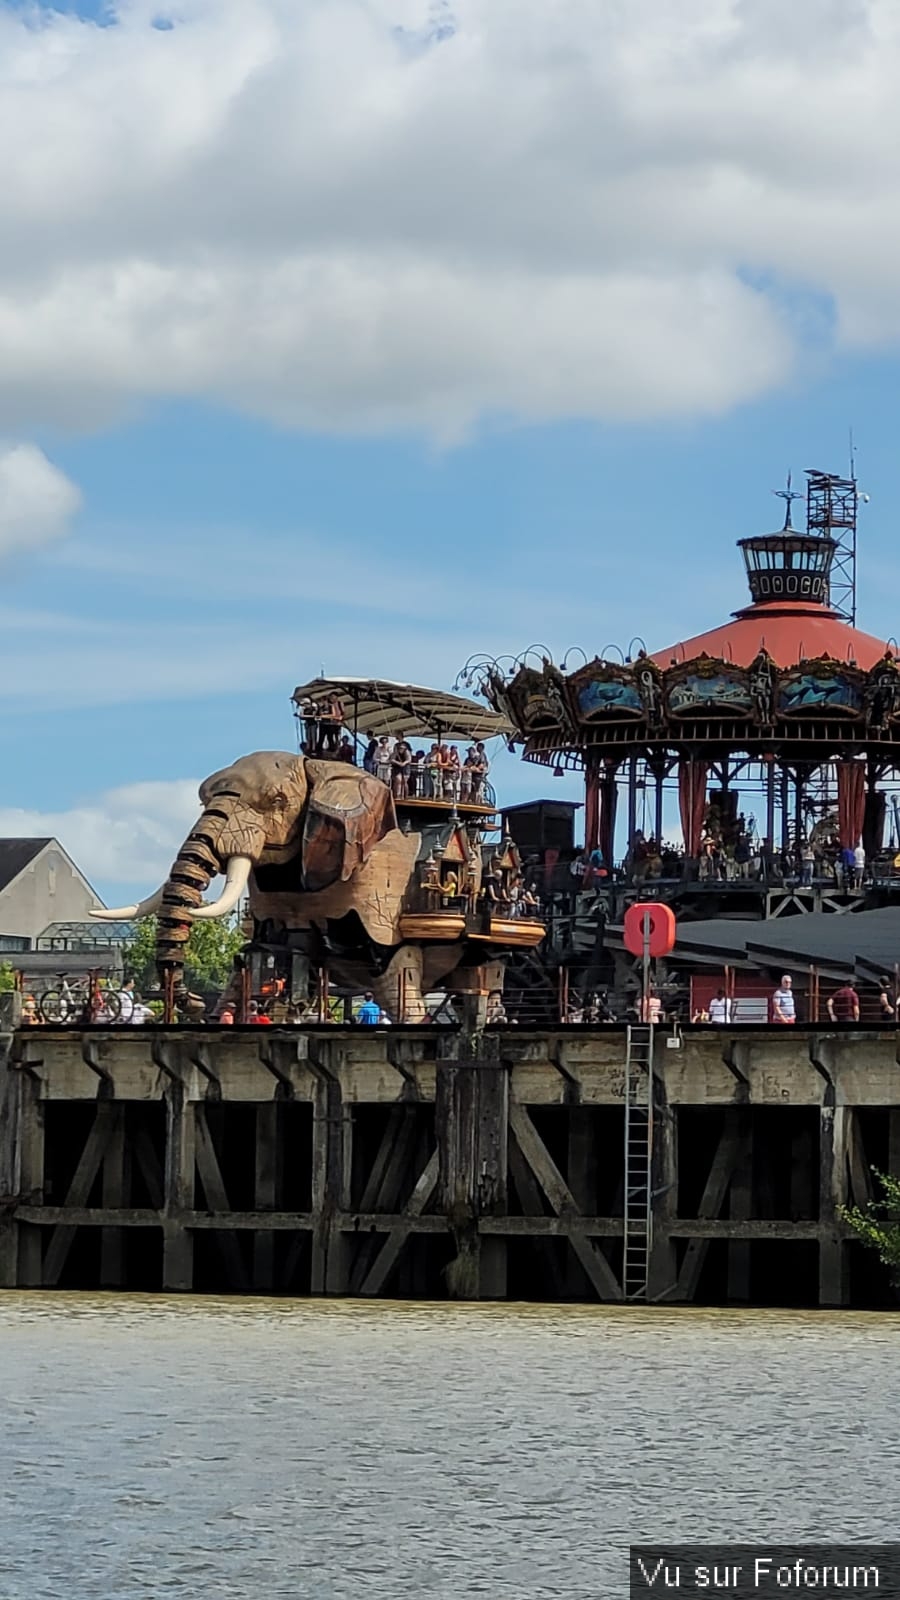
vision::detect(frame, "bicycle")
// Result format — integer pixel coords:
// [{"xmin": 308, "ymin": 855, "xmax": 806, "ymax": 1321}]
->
[{"xmin": 38, "ymin": 975, "xmax": 122, "ymax": 1025}]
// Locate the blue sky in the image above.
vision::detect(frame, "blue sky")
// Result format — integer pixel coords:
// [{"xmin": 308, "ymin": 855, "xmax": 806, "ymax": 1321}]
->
[{"xmin": 3, "ymin": 0, "xmax": 900, "ymax": 900}]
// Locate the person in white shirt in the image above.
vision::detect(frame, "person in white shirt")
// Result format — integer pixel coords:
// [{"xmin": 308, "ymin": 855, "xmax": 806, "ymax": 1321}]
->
[
  {"xmin": 853, "ymin": 842, "xmax": 866, "ymax": 890},
  {"xmin": 772, "ymin": 974, "xmax": 796, "ymax": 1024},
  {"xmin": 708, "ymin": 988, "xmax": 733, "ymax": 1025},
  {"xmin": 117, "ymin": 977, "xmax": 136, "ymax": 1022}
]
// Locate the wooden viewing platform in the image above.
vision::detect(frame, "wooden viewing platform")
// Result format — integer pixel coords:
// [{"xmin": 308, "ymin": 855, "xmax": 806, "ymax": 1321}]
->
[{"xmin": 2, "ymin": 1022, "xmax": 899, "ymax": 1306}]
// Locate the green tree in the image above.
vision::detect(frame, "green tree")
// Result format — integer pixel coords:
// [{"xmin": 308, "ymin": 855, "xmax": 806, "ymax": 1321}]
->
[
  {"xmin": 0, "ymin": 960, "xmax": 15, "ymax": 993},
  {"xmin": 124, "ymin": 916, "xmax": 245, "ymax": 1003},
  {"xmin": 840, "ymin": 1170, "xmax": 900, "ymax": 1282}
]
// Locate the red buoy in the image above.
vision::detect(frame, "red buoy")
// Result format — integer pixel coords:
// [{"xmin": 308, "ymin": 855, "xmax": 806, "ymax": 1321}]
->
[{"xmin": 623, "ymin": 901, "xmax": 677, "ymax": 958}]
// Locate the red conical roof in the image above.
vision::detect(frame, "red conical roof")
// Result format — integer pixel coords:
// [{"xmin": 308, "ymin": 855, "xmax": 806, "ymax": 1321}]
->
[{"xmin": 650, "ymin": 599, "xmax": 890, "ymax": 671}]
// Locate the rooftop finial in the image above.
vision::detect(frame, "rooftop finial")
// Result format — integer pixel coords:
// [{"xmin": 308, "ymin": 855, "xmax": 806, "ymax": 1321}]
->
[{"xmin": 773, "ymin": 471, "xmax": 803, "ymax": 531}]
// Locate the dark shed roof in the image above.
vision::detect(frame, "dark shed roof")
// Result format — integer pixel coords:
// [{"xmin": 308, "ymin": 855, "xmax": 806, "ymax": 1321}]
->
[
  {"xmin": 670, "ymin": 907, "xmax": 900, "ymax": 979},
  {"xmin": 0, "ymin": 839, "xmax": 51, "ymax": 895}
]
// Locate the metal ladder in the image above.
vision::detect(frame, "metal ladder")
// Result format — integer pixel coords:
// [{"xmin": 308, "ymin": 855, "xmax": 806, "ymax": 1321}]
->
[{"xmin": 623, "ymin": 1023, "xmax": 654, "ymax": 1300}]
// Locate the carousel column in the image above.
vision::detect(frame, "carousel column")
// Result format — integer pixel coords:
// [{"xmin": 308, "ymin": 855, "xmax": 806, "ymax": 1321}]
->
[
  {"xmin": 780, "ymin": 765, "xmax": 791, "ymax": 861},
  {"xmin": 584, "ymin": 758, "xmax": 600, "ymax": 854},
  {"xmin": 626, "ymin": 754, "xmax": 638, "ymax": 866},
  {"xmin": 765, "ymin": 758, "xmax": 777, "ymax": 872},
  {"xmin": 651, "ymin": 756, "xmax": 666, "ymax": 846},
  {"xmin": 599, "ymin": 760, "xmax": 619, "ymax": 875},
  {"xmin": 795, "ymin": 764, "xmax": 806, "ymax": 865}
]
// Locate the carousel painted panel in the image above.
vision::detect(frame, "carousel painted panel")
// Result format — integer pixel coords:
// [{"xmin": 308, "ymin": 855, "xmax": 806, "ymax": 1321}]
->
[
  {"xmin": 665, "ymin": 659, "xmax": 754, "ymax": 719},
  {"xmin": 570, "ymin": 660, "xmax": 644, "ymax": 721},
  {"xmin": 505, "ymin": 666, "xmax": 563, "ymax": 732},
  {"xmin": 777, "ymin": 661, "xmax": 864, "ymax": 718}
]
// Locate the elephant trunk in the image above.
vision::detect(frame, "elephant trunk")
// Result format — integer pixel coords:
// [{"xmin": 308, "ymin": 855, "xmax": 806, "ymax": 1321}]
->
[{"xmin": 155, "ymin": 809, "xmax": 228, "ymax": 988}]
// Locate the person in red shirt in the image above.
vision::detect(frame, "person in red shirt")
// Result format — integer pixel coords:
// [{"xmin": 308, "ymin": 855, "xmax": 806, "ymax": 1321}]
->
[
  {"xmin": 248, "ymin": 1001, "xmax": 272, "ymax": 1025},
  {"xmin": 827, "ymin": 983, "xmax": 860, "ymax": 1023}
]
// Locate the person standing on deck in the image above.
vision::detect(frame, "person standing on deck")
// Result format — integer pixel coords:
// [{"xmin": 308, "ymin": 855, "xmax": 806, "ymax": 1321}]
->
[
  {"xmin": 357, "ymin": 992, "xmax": 381, "ymax": 1025},
  {"xmin": 391, "ymin": 736, "xmax": 412, "ymax": 797},
  {"xmin": 827, "ymin": 982, "xmax": 860, "ymax": 1024},
  {"xmin": 708, "ymin": 988, "xmax": 734, "ymax": 1025},
  {"xmin": 374, "ymin": 736, "xmax": 393, "ymax": 787},
  {"xmin": 772, "ymin": 975, "xmax": 796, "ymax": 1024}
]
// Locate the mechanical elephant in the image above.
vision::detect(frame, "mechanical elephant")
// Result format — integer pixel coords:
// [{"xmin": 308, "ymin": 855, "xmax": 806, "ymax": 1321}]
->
[{"xmin": 93, "ymin": 751, "xmax": 402, "ymax": 981}]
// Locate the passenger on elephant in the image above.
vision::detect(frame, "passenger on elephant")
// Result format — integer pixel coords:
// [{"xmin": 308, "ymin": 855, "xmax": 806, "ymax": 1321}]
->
[
  {"xmin": 480, "ymin": 870, "xmax": 501, "ymax": 910},
  {"xmin": 391, "ymin": 737, "xmax": 412, "ymax": 796},
  {"xmin": 443, "ymin": 745, "xmax": 461, "ymax": 801},
  {"xmin": 336, "ymin": 735, "xmax": 356, "ymax": 764},
  {"xmin": 248, "ymin": 1001, "xmax": 272, "ymax": 1024},
  {"xmin": 426, "ymin": 743, "xmax": 441, "ymax": 798},
  {"xmin": 317, "ymin": 693, "xmax": 344, "ymax": 754},
  {"xmin": 374, "ymin": 735, "xmax": 393, "ymax": 786},
  {"xmin": 460, "ymin": 749, "xmax": 478, "ymax": 800},
  {"xmin": 471, "ymin": 742, "xmax": 489, "ymax": 798},
  {"xmin": 441, "ymin": 870, "xmax": 459, "ymax": 903},
  {"xmin": 362, "ymin": 735, "xmax": 378, "ymax": 774},
  {"xmin": 408, "ymin": 751, "xmax": 425, "ymax": 796}
]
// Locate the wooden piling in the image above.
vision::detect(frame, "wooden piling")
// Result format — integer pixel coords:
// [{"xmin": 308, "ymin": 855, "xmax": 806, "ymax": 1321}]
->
[
  {"xmin": 163, "ymin": 1080, "xmax": 195, "ymax": 1292},
  {"xmin": 436, "ymin": 1037, "xmax": 509, "ymax": 1298}
]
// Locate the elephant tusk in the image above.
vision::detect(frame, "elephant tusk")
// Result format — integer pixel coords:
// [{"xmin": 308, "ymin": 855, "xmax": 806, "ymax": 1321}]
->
[
  {"xmin": 186, "ymin": 855, "xmax": 252, "ymax": 921},
  {"xmin": 90, "ymin": 886, "xmax": 167, "ymax": 921}
]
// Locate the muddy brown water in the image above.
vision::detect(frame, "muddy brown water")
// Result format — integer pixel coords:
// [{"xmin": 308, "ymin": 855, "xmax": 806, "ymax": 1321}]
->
[{"xmin": 2, "ymin": 1295, "xmax": 899, "ymax": 1599}]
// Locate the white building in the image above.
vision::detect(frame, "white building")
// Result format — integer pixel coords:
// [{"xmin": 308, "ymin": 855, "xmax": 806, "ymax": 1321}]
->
[{"xmin": 0, "ymin": 838, "xmax": 104, "ymax": 951}]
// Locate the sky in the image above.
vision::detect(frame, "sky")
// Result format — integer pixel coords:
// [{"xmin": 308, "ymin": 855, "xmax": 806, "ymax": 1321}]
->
[{"xmin": 4, "ymin": 0, "xmax": 900, "ymax": 904}]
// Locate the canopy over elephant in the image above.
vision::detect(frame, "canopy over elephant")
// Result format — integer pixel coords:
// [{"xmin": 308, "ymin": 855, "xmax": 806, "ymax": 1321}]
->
[{"xmin": 92, "ymin": 749, "xmax": 542, "ymax": 1019}]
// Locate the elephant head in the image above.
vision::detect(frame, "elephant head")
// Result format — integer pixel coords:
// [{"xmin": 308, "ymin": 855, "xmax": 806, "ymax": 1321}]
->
[{"xmin": 92, "ymin": 751, "xmax": 395, "ymax": 989}]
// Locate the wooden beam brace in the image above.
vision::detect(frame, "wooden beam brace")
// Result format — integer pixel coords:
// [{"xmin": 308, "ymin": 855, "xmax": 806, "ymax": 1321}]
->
[
  {"xmin": 133, "ymin": 1127, "xmax": 165, "ymax": 1210},
  {"xmin": 672, "ymin": 1111, "xmax": 747, "ymax": 1302},
  {"xmin": 507, "ymin": 1136, "xmax": 567, "ymax": 1298},
  {"xmin": 358, "ymin": 1149, "xmax": 439, "ymax": 1296},
  {"xmin": 508, "ymin": 1103, "xmax": 621, "ymax": 1301},
  {"xmin": 43, "ymin": 1103, "xmax": 116, "ymax": 1287},
  {"xmin": 81, "ymin": 1039, "xmax": 115, "ymax": 1097},
  {"xmin": 847, "ymin": 1108, "xmax": 873, "ymax": 1209},
  {"xmin": 193, "ymin": 1107, "xmax": 251, "ymax": 1292},
  {"xmin": 187, "ymin": 1044, "xmax": 221, "ymax": 1101}
]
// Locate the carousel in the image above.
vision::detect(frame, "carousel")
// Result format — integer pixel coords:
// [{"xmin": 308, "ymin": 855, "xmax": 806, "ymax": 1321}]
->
[{"xmin": 462, "ymin": 472, "xmax": 900, "ymax": 915}]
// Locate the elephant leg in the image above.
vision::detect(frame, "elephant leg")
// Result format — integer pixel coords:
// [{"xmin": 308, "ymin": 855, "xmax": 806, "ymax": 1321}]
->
[{"xmin": 371, "ymin": 945, "xmax": 427, "ymax": 1023}]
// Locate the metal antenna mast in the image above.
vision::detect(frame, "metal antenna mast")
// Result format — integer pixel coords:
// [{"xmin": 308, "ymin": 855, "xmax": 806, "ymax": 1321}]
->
[{"xmin": 806, "ymin": 464, "xmax": 859, "ymax": 623}]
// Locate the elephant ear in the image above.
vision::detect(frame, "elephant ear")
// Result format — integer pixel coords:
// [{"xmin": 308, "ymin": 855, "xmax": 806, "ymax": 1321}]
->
[{"xmin": 301, "ymin": 763, "xmax": 397, "ymax": 893}]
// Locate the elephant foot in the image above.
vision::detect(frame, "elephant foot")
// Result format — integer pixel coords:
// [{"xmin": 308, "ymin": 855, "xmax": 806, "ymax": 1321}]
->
[{"xmin": 371, "ymin": 945, "xmax": 427, "ymax": 1023}]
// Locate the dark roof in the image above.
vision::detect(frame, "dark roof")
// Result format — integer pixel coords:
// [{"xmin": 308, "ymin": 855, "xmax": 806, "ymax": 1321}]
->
[
  {"xmin": 0, "ymin": 838, "xmax": 51, "ymax": 895},
  {"xmin": 501, "ymin": 799, "xmax": 583, "ymax": 816},
  {"xmin": 669, "ymin": 908, "xmax": 900, "ymax": 980}
]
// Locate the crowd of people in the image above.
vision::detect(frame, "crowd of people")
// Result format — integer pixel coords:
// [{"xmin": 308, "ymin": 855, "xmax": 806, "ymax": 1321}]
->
[
  {"xmin": 20, "ymin": 977, "xmax": 156, "ymax": 1026},
  {"xmin": 295, "ymin": 697, "xmax": 493, "ymax": 803},
  {"xmin": 690, "ymin": 974, "xmax": 899, "ymax": 1025},
  {"xmin": 363, "ymin": 735, "xmax": 490, "ymax": 801},
  {"xmin": 567, "ymin": 828, "xmax": 873, "ymax": 891}
]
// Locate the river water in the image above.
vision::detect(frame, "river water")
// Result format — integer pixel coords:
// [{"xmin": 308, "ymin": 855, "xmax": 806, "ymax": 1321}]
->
[{"xmin": 3, "ymin": 1295, "xmax": 899, "ymax": 1599}]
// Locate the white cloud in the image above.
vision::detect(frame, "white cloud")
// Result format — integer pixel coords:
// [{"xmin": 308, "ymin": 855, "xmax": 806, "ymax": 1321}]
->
[
  {"xmin": 2, "ymin": 0, "xmax": 899, "ymax": 436},
  {"xmin": 0, "ymin": 779, "xmax": 202, "ymax": 890},
  {"xmin": 0, "ymin": 443, "xmax": 81, "ymax": 558}
]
